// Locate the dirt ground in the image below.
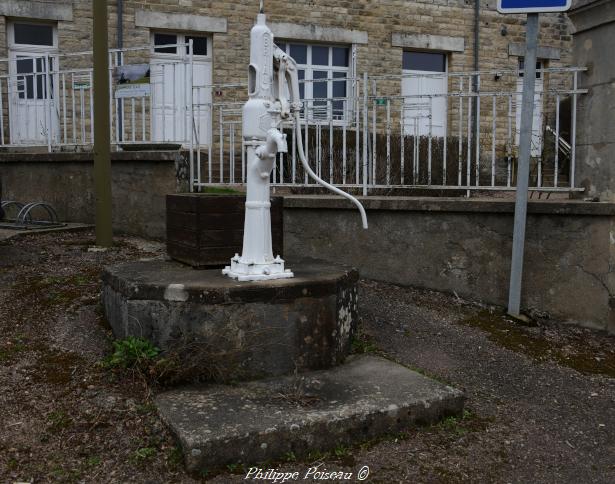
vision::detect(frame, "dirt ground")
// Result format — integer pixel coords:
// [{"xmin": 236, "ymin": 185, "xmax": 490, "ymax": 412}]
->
[{"xmin": 1, "ymin": 230, "xmax": 614, "ymax": 483}]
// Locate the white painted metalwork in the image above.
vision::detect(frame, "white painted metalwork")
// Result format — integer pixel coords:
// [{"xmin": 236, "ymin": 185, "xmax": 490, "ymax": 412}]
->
[
  {"xmin": 194, "ymin": 66, "xmax": 586, "ymax": 196},
  {"xmin": 222, "ymin": 12, "xmax": 367, "ymax": 282}
]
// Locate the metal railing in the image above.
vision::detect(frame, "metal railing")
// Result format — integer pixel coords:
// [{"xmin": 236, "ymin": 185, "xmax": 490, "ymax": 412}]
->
[
  {"xmin": 195, "ymin": 67, "xmax": 586, "ymax": 194},
  {"xmin": 0, "ymin": 43, "xmax": 196, "ymax": 150},
  {"xmin": 0, "ymin": 48, "xmax": 586, "ymax": 195}
]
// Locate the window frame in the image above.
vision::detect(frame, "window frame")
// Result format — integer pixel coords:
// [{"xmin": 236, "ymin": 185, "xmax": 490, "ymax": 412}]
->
[
  {"xmin": 402, "ymin": 50, "xmax": 448, "ymax": 74},
  {"xmin": 8, "ymin": 20, "xmax": 58, "ymax": 52},
  {"xmin": 276, "ymin": 41, "xmax": 351, "ymax": 124},
  {"xmin": 150, "ymin": 31, "xmax": 212, "ymax": 60}
]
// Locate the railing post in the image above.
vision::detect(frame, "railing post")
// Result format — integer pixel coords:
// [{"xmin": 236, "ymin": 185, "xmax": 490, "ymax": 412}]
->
[
  {"xmin": 44, "ymin": 54, "xmax": 52, "ymax": 152},
  {"xmin": 188, "ymin": 39, "xmax": 195, "ymax": 192},
  {"xmin": 571, "ymin": 71, "xmax": 578, "ymax": 189},
  {"xmin": 362, "ymin": 72, "xmax": 368, "ymax": 196}
]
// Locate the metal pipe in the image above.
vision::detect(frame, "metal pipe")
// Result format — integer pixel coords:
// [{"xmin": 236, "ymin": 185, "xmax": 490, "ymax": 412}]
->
[{"xmin": 508, "ymin": 13, "xmax": 540, "ymax": 317}]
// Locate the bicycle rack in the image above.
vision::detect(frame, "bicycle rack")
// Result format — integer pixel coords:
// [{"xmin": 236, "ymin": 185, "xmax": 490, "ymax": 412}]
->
[{"xmin": 0, "ymin": 200, "xmax": 65, "ymax": 230}]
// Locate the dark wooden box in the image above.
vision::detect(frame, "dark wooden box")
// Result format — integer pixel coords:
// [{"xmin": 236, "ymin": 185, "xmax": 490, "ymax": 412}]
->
[{"xmin": 166, "ymin": 194, "xmax": 284, "ymax": 268}]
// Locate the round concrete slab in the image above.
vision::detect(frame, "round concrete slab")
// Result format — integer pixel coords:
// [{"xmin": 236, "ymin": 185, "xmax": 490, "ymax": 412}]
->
[{"xmin": 102, "ymin": 260, "xmax": 359, "ymax": 381}]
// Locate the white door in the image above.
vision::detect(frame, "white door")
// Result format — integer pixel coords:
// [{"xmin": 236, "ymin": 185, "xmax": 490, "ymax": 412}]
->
[
  {"xmin": 516, "ymin": 60, "xmax": 544, "ymax": 157},
  {"xmin": 402, "ymin": 51, "xmax": 447, "ymax": 137},
  {"xmin": 7, "ymin": 22, "xmax": 59, "ymax": 145},
  {"xmin": 150, "ymin": 33, "xmax": 212, "ymax": 146}
]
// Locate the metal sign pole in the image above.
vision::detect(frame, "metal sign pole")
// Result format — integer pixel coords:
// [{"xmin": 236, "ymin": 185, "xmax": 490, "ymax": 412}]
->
[
  {"xmin": 93, "ymin": 0, "xmax": 113, "ymax": 247},
  {"xmin": 507, "ymin": 12, "xmax": 539, "ymax": 316}
]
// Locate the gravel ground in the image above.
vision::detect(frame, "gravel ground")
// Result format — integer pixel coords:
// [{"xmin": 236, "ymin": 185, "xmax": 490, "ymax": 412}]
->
[{"xmin": 1, "ymin": 230, "xmax": 614, "ymax": 483}]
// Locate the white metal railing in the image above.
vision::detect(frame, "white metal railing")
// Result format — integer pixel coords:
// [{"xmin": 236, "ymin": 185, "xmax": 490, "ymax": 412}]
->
[
  {"xmin": 0, "ymin": 43, "xmax": 196, "ymax": 150},
  {"xmin": 0, "ymin": 49, "xmax": 586, "ymax": 195},
  {"xmin": 194, "ymin": 67, "xmax": 586, "ymax": 194}
]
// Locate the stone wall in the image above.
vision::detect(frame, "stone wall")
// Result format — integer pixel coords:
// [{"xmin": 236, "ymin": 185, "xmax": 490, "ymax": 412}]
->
[
  {"xmin": 0, "ymin": 151, "xmax": 188, "ymax": 239},
  {"xmin": 569, "ymin": 0, "xmax": 615, "ymax": 201},
  {"xmin": 283, "ymin": 196, "xmax": 615, "ymax": 334}
]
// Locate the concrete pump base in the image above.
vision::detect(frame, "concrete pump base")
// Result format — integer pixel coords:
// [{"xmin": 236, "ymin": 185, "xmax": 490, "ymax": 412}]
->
[
  {"xmin": 155, "ymin": 355, "xmax": 465, "ymax": 473},
  {"xmin": 102, "ymin": 259, "xmax": 359, "ymax": 381}
]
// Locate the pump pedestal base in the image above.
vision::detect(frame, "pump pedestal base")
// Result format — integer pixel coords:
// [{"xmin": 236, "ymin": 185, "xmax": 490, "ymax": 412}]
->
[
  {"xmin": 102, "ymin": 259, "xmax": 358, "ymax": 382},
  {"xmin": 222, "ymin": 253, "xmax": 294, "ymax": 281}
]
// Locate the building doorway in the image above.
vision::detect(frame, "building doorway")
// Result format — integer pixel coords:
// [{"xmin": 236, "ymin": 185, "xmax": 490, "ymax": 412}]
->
[
  {"xmin": 150, "ymin": 32, "xmax": 212, "ymax": 146},
  {"xmin": 7, "ymin": 21, "xmax": 59, "ymax": 145}
]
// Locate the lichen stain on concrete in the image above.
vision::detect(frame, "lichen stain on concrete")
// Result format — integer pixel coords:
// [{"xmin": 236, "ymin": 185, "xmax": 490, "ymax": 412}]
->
[{"xmin": 164, "ymin": 284, "xmax": 189, "ymax": 302}]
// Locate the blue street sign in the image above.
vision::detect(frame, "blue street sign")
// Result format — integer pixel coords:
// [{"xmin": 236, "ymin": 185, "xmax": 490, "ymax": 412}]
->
[{"xmin": 497, "ymin": 0, "xmax": 572, "ymax": 13}]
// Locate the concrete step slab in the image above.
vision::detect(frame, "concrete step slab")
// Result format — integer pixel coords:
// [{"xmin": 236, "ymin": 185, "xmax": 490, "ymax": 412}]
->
[{"xmin": 155, "ymin": 355, "xmax": 465, "ymax": 473}]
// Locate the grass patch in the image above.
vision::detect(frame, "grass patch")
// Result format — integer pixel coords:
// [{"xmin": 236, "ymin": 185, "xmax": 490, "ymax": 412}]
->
[
  {"xmin": 351, "ymin": 330, "xmax": 379, "ymax": 354},
  {"xmin": 131, "ymin": 447, "xmax": 157, "ymax": 465},
  {"xmin": 461, "ymin": 310, "xmax": 615, "ymax": 378},
  {"xmin": 198, "ymin": 186, "xmax": 243, "ymax": 195},
  {"xmin": 47, "ymin": 411, "xmax": 73, "ymax": 433}
]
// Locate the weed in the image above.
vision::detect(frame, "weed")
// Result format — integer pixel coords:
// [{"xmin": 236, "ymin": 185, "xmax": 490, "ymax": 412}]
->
[
  {"xmin": 333, "ymin": 444, "xmax": 351, "ymax": 458},
  {"xmin": 135, "ymin": 402, "xmax": 157, "ymax": 415},
  {"xmin": 227, "ymin": 462, "xmax": 245, "ymax": 473},
  {"xmin": 133, "ymin": 447, "xmax": 156, "ymax": 461},
  {"xmin": 103, "ymin": 337, "xmax": 160, "ymax": 370},
  {"xmin": 168, "ymin": 446, "xmax": 184, "ymax": 469},
  {"xmin": 85, "ymin": 456, "xmax": 101, "ymax": 467},
  {"xmin": 47, "ymin": 411, "xmax": 72, "ymax": 433},
  {"xmin": 284, "ymin": 451, "xmax": 297, "ymax": 462},
  {"xmin": 351, "ymin": 332, "xmax": 379, "ymax": 354}
]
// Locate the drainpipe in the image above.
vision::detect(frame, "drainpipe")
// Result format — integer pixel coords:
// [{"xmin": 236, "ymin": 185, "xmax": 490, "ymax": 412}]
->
[
  {"xmin": 117, "ymin": 0, "xmax": 124, "ymax": 51},
  {"xmin": 117, "ymin": 0, "xmax": 124, "ymax": 141}
]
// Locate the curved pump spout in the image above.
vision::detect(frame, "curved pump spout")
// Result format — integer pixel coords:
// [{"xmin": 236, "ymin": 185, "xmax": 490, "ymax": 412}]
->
[{"xmin": 282, "ymin": 54, "xmax": 368, "ymax": 229}]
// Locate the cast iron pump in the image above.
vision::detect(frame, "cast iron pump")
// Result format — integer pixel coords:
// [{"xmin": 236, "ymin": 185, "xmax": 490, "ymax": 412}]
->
[{"xmin": 223, "ymin": 6, "xmax": 368, "ymax": 282}]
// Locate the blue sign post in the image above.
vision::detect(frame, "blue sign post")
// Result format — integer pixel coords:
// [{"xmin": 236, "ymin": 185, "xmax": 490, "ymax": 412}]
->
[
  {"xmin": 499, "ymin": 0, "xmax": 572, "ymax": 319},
  {"xmin": 497, "ymin": 0, "xmax": 571, "ymax": 14}
]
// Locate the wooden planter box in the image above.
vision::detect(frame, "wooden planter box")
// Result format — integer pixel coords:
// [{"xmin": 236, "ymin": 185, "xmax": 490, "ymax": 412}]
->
[{"xmin": 166, "ymin": 194, "xmax": 284, "ymax": 268}]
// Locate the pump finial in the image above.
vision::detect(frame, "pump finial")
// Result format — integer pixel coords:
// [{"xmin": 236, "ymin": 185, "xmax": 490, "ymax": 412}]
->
[{"xmin": 259, "ymin": 0, "xmax": 264, "ymax": 13}]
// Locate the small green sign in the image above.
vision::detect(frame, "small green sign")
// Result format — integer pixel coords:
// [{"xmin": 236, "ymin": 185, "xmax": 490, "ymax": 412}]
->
[{"xmin": 376, "ymin": 98, "xmax": 387, "ymax": 106}]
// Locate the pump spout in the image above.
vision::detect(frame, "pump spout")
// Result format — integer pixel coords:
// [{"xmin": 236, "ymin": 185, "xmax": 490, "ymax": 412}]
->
[{"xmin": 256, "ymin": 128, "xmax": 286, "ymax": 178}]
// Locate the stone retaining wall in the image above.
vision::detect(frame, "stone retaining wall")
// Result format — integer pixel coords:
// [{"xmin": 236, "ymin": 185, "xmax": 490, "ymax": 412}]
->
[{"xmin": 284, "ymin": 196, "xmax": 615, "ymax": 334}]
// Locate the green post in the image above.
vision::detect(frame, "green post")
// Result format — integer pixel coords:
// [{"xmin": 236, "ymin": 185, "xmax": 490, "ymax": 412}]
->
[{"xmin": 93, "ymin": 0, "xmax": 113, "ymax": 247}]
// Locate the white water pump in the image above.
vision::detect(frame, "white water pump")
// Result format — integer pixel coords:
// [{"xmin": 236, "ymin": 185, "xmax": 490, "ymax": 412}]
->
[{"xmin": 223, "ymin": 7, "xmax": 368, "ymax": 282}]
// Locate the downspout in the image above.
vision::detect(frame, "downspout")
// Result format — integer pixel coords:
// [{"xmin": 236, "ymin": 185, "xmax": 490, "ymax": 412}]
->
[
  {"xmin": 117, "ymin": 0, "xmax": 124, "ymax": 52},
  {"xmin": 117, "ymin": 0, "xmax": 124, "ymax": 141}
]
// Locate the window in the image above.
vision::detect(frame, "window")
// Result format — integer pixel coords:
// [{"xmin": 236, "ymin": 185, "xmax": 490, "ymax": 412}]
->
[
  {"xmin": 16, "ymin": 57, "xmax": 54, "ymax": 100},
  {"xmin": 9, "ymin": 22, "xmax": 57, "ymax": 50},
  {"xmin": 519, "ymin": 58, "xmax": 543, "ymax": 79},
  {"xmin": 13, "ymin": 23, "xmax": 54, "ymax": 47},
  {"xmin": 153, "ymin": 32, "xmax": 209, "ymax": 57},
  {"xmin": 403, "ymin": 51, "xmax": 446, "ymax": 73},
  {"xmin": 276, "ymin": 42, "xmax": 350, "ymax": 121}
]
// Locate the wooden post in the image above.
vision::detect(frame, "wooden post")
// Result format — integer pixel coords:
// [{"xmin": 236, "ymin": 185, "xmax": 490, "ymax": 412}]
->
[{"xmin": 93, "ymin": 0, "xmax": 113, "ymax": 247}]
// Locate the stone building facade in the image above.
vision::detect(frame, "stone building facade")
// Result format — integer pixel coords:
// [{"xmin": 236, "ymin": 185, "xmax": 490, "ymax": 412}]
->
[{"xmin": 0, "ymin": 1, "xmax": 578, "ymax": 189}]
